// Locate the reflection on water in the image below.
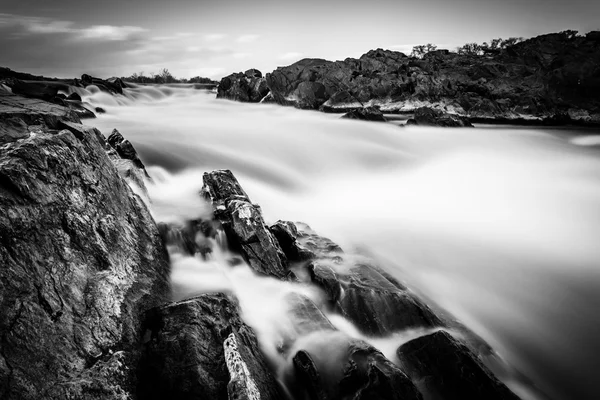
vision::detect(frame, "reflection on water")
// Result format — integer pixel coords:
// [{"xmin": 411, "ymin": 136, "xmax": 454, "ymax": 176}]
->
[{"xmin": 89, "ymin": 84, "xmax": 600, "ymax": 400}]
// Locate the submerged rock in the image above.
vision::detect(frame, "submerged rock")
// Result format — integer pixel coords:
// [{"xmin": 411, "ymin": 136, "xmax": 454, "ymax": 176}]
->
[
  {"xmin": 341, "ymin": 106, "xmax": 387, "ymax": 122},
  {"xmin": 406, "ymin": 107, "xmax": 473, "ymax": 127},
  {"xmin": 398, "ymin": 330, "xmax": 520, "ymax": 400},
  {"xmin": 138, "ymin": 294, "xmax": 281, "ymax": 400},
  {"xmin": 0, "ymin": 117, "xmax": 170, "ymax": 399}
]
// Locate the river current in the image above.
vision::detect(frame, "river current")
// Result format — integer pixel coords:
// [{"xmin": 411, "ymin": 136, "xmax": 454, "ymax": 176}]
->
[{"xmin": 78, "ymin": 83, "xmax": 600, "ymax": 400}]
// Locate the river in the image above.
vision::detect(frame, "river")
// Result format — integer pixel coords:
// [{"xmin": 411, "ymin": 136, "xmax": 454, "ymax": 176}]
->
[{"xmin": 81, "ymin": 83, "xmax": 600, "ymax": 400}]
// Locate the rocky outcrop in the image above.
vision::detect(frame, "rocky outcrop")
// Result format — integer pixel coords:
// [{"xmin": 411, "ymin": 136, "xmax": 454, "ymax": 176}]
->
[
  {"xmin": 398, "ymin": 330, "xmax": 520, "ymax": 400},
  {"xmin": 78, "ymin": 74, "xmax": 125, "ymax": 95},
  {"xmin": 406, "ymin": 107, "xmax": 473, "ymax": 127},
  {"xmin": 217, "ymin": 71, "xmax": 270, "ymax": 103},
  {"xmin": 221, "ymin": 31, "xmax": 600, "ymax": 124},
  {"xmin": 0, "ymin": 98, "xmax": 170, "ymax": 399},
  {"xmin": 201, "ymin": 170, "xmax": 290, "ymax": 279},
  {"xmin": 138, "ymin": 294, "xmax": 281, "ymax": 400}
]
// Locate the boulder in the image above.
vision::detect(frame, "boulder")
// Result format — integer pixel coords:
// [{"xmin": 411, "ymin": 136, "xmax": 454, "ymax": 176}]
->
[
  {"xmin": 138, "ymin": 294, "xmax": 281, "ymax": 400},
  {"xmin": 0, "ymin": 118, "xmax": 170, "ymax": 399},
  {"xmin": 406, "ymin": 107, "xmax": 473, "ymax": 127},
  {"xmin": 201, "ymin": 170, "xmax": 289, "ymax": 279},
  {"xmin": 81, "ymin": 74, "xmax": 124, "ymax": 94},
  {"xmin": 398, "ymin": 330, "xmax": 520, "ymax": 400},
  {"xmin": 341, "ymin": 107, "xmax": 387, "ymax": 122},
  {"xmin": 217, "ymin": 71, "xmax": 270, "ymax": 103},
  {"xmin": 107, "ymin": 128, "xmax": 146, "ymax": 170}
]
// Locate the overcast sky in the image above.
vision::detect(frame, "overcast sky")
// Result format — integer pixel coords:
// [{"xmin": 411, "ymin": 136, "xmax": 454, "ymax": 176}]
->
[{"xmin": 1, "ymin": 0, "xmax": 598, "ymax": 79}]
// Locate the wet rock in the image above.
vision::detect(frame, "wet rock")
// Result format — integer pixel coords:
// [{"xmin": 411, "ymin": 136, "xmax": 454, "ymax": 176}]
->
[
  {"xmin": 95, "ymin": 107, "xmax": 106, "ymax": 114},
  {"xmin": 217, "ymin": 71, "xmax": 270, "ymax": 103},
  {"xmin": 138, "ymin": 294, "xmax": 281, "ymax": 400},
  {"xmin": 81, "ymin": 74, "xmax": 124, "ymax": 94},
  {"xmin": 269, "ymin": 220, "xmax": 315, "ymax": 262},
  {"xmin": 201, "ymin": 170, "xmax": 289, "ymax": 279},
  {"xmin": 66, "ymin": 92, "xmax": 82, "ymax": 101},
  {"xmin": 341, "ymin": 106, "xmax": 387, "ymax": 122},
  {"xmin": 0, "ymin": 121, "xmax": 170, "ymax": 399},
  {"xmin": 406, "ymin": 107, "xmax": 473, "ymax": 127},
  {"xmin": 398, "ymin": 330, "xmax": 520, "ymax": 400},
  {"xmin": 107, "ymin": 128, "xmax": 146, "ymax": 170},
  {"xmin": 293, "ymin": 340, "xmax": 423, "ymax": 400}
]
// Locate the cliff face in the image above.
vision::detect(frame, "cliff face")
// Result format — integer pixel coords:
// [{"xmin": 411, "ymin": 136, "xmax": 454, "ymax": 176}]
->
[
  {"xmin": 218, "ymin": 31, "xmax": 600, "ymax": 124},
  {"xmin": 0, "ymin": 92, "xmax": 170, "ymax": 399}
]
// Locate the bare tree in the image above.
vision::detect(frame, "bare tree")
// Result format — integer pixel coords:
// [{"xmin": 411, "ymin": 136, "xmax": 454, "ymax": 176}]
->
[{"xmin": 410, "ymin": 43, "xmax": 438, "ymax": 59}]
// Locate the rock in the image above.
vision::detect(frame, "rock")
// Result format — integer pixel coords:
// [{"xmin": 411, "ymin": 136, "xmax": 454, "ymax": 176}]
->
[
  {"xmin": 397, "ymin": 330, "xmax": 520, "ymax": 400},
  {"xmin": 138, "ymin": 294, "xmax": 281, "ymax": 400},
  {"xmin": 81, "ymin": 74, "xmax": 124, "ymax": 94},
  {"xmin": 406, "ymin": 107, "xmax": 473, "ymax": 127},
  {"xmin": 230, "ymin": 32, "xmax": 600, "ymax": 124},
  {"xmin": 4, "ymin": 79, "xmax": 68, "ymax": 101},
  {"xmin": 217, "ymin": 71, "xmax": 270, "ymax": 103},
  {"xmin": 95, "ymin": 107, "xmax": 106, "ymax": 114},
  {"xmin": 201, "ymin": 170, "xmax": 289, "ymax": 279},
  {"xmin": 341, "ymin": 106, "xmax": 387, "ymax": 122},
  {"xmin": 66, "ymin": 92, "xmax": 82, "ymax": 101},
  {"xmin": 0, "ymin": 91, "xmax": 81, "ymax": 145},
  {"xmin": 0, "ymin": 120, "xmax": 170, "ymax": 399},
  {"xmin": 269, "ymin": 220, "xmax": 315, "ymax": 262},
  {"xmin": 293, "ymin": 340, "xmax": 423, "ymax": 400},
  {"xmin": 107, "ymin": 128, "xmax": 146, "ymax": 170}
]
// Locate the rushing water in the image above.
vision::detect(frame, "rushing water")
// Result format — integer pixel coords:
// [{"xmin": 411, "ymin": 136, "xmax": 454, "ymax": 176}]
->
[{"xmin": 77, "ymin": 83, "xmax": 600, "ymax": 400}]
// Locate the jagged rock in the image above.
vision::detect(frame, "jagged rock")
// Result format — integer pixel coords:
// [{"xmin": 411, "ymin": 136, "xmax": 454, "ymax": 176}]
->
[
  {"xmin": 157, "ymin": 219, "xmax": 218, "ymax": 257},
  {"xmin": 81, "ymin": 74, "xmax": 124, "ymax": 94},
  {"xmin": 282, "ymin": 294, "xmax": 421, "ymax": 400},
  {"xmin": 138, "ymin": 294, "xmax": 281, "ymax": 400},
  {"xmin": 107, "ymin": 128, "xmax": 146, "ymax": 170},
  {"xmin": 66, "ymin": 92, "xmax": 82, "ymax": 101},
  {"xmin": 406, "ymin": 107, "xmax": 473, "ymax": 127},
  {"xmin": 201, "ymin": 170, "xmax": 289, "ymax": 279},
  {"xmin": 217, "ymin": 71, "xmax": 270, "ymax": 103},
  {"xmin": 253, "ymin": 32, "xmax": 600, "ymax": 124},
  {"xmin": 0, "ymin": 120, "xmax": 170, "ymax": 399},
  {"xmin": 397, "ymin": 330, "xmax": 520, "ymax": 400},
  {"xmin": 341, "ymin": 107, "xmax": 387, "ymax": 122},
  {"xmin": 0, "ymin": 91, "xmax": 81, "ymax": 144},
  {"xmin": 269, "ymin": 220, "xmax": 315, "ymax": 262}
]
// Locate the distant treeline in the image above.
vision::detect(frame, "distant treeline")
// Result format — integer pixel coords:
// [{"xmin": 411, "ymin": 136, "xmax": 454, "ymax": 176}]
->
[
  {"xmin": 410, "ymin": 30, "xmax": 582, "ymax": 58},
  {"xmin": 122, "ymin": 68, "xmax": 217, "ymax": 84}
]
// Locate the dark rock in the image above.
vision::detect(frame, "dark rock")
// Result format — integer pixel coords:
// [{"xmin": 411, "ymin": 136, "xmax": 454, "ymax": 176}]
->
[
  {"xmin": 341, "ymin": 107, "xmax": 387, "ymax": 122},
  {"xmin": 66, "ymin": 92, "xmax": 82, "ymax": 101},
  {"xmin": 407, "ymin": 107, "xmax": 473, "ymax": 127},
  {"xmin": 81, "ymin": 74, "xmax": 124, "ymax": 94},
  {"xmin": 107, "ymin": 128, "xmax": 146, "ymax": 170},
  {"xmin": 4, "ymin": 79, "xmax": 68, "ymax": 101},
  {"xmin": 217, "ymin": 71, "xmax": 270, "ymax": 103},
  {"xmin": 201, "ymin": 170, "xmax": 289, "ymax": 279},
  {"xmin": 138, "ymin": 294, "xmax": 281, "ymax": 400},
  {"xmin": 398, "ymin": 330, "xmax": 520, "ymax": 400},
  {"xmin": 0, "ymin": 120, "xmax": 170, "ymax": 399},
  {"xmin": 95, "ymin": 107, "xmax": 106, "ymax": 114},
  {"xmin": 269, "ymin": 220, "xmax": 315, "ymax": 262},
  {"xmin": 292, "ymin": 81, "xmax": 329, "ymax": 109},
  {"xmin": 58, "ymin": 120, "xmax": 105, "ymax": 144},
  {"xmin": 245, "ymin": 68, "xmax": 263, "ymax": 78}
]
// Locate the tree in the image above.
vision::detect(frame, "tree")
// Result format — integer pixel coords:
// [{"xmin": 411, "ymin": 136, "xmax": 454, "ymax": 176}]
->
[
  {"xmin": 457, "ymin": 42, "xmax": 483, "ymax": 55},
  {"xmin": 559, "ymin": 30, "xmax": 579, "ymax": 40},
  {"xmin": 158, "ymin": 68, "xmax": 175, "ymax": 84},
  {"xmin": 411, "ymin": 43, "xmax": 437, "ymax": 59}
]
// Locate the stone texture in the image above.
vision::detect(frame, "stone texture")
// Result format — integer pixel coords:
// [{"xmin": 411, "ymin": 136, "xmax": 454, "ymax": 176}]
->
[
  {"xmin": 406, "ymin": 107, "xmax": 473, "ymax": 127},
  {"xmin": 201, "ymin": 170, "xmax": 289, "ymax": 279},
  {"xmin": 398, "ymin": 330, "xmax": 521, "ymax": 400},
  {"xmin": 217, "ymin": 71, "xmax": 270, "ymax": 103},
  {"xmin": 138, "ymin": 294, "xmax": 281, "ymax": 400},
  {"xmin": 0, "ymin": 120, "xmax": 170, "ymax": 399}
]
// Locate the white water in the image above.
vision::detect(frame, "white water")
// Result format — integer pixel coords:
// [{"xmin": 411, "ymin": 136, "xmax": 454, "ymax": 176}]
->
[{"xmin": 86, "ymin": 84, "xmax": 600, "ymax": 400}]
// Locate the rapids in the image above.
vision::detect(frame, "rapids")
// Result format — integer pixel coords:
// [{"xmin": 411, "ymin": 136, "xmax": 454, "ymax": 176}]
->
[{"xmin": 84, "ymin": 83, "xmax": 600, "ymax": 400}]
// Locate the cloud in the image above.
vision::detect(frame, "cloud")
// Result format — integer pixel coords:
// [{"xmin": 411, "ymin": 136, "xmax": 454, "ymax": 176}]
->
[
  {"xmin": 0, "ymin": 13, "xmax": 146, "ymax": 42},
  {"xmin": 236, "ymin": 34, "xmax": 260, "ymax": 43},
  {"xmin": 232, "ymin": 52, "xmax": 251, "ymax": 59},
  {"xmin": 205, "ymin": 33, "xmax": 227, "ymax": 41},
  {"xmin": 278, "ymin": 52, "xmax": 303, "ymax": 60}
]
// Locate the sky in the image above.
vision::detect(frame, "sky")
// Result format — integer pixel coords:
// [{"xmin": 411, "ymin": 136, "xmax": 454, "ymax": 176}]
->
[{"xmin": 0, "ymin": 0, "xmax": 598, "ymax": 79}]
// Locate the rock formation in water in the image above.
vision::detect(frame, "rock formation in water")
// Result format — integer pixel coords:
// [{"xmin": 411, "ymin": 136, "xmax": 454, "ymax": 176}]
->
[
  {"xmin": 217, "ymin": 31, "xmax": 600, "ymax": 125},
  {"xmin": 0, "ymin": 86, "xmax": 532, "ymax": 400}
]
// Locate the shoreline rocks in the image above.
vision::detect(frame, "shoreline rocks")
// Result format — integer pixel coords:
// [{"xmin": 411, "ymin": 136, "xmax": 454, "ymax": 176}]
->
[{"xmin": 216, "ymin": 31, "xmax": 600, "ymax": 126}]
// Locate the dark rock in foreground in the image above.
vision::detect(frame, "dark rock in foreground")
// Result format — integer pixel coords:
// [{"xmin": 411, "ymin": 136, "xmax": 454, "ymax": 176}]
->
[
  {"xmin": 406, "ymin": 107, "xmax": 473, "ymax": 127},
  {"xmin": 398, "ymin": 330, "xmax": 520, "ymax": 400},
  {"xmin": 341, "ymin": 106, "xmax": 387, "ymax": 122},
  {"xmin": 0, "ymin": 112, "xmax": 170, "ymax": 399},
  {"xmin": 138, "ymin": 294, "xmax": 281, "ymax": 400},
  {"xmin": 201, "ymin": 170, "xmax": 290, "ymax": 279}
]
